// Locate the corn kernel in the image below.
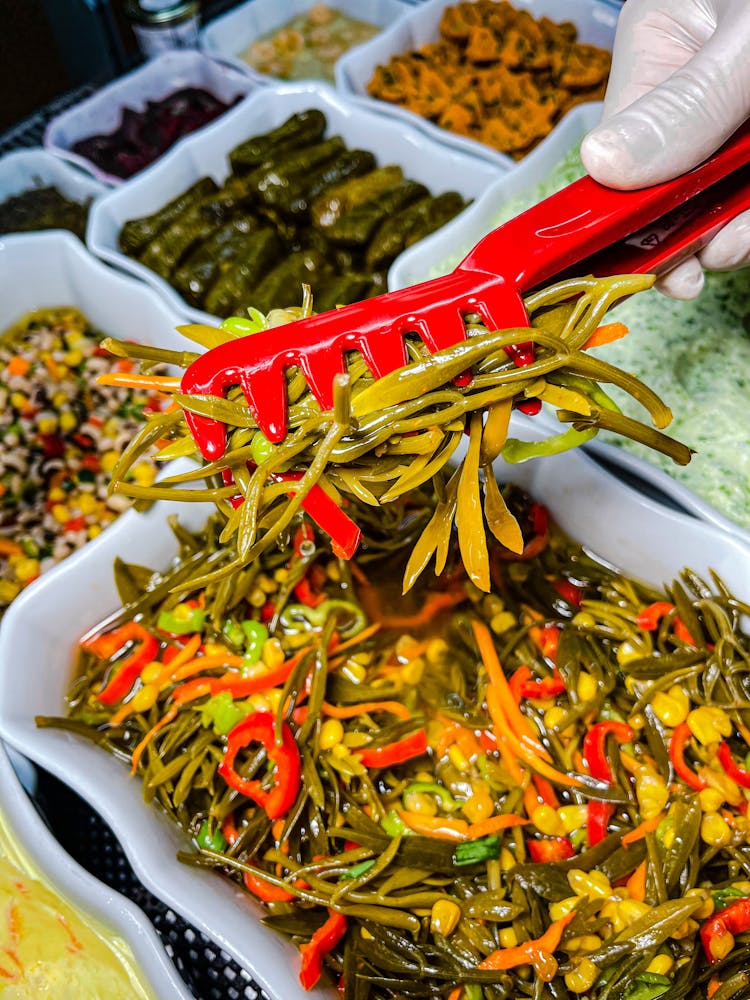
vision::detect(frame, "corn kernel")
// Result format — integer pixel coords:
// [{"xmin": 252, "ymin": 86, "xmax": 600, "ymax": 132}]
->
[
  {"xmin": 532, "ymin": 804, "xmax": 563, "ymax": 837},
  {"xmin": 426, "ymin": 638, "xmax": 448, "ymax": 664},
  {"xmin": 341, "ymin": 660, "xmax": 366, "ymax": 684},
  {"xmin": 670, "ymin": 918, "xmax": 698, "ymax": 941},
  {"xmin": 618, "ymin": 899, "xmax": 651, "ymax": 923},
  {"xmin": 101, "ymin": 451, "xmax": 119, "ymax": 473},
  {"xmin": 52, "ymin": 390, "xmax": 68, "ymax": 408},
  {"xmin": 652, "ymin": 689, "xmax": 689, "ymax": 728},
  {"xmin": 627, "ymin": 713, "xmax": 646, "ymax": 730},
  {"xmin": 257, "ymin": 573, "xmax": 277, "ymax": 595},
  {"xmin": 320, "ymin": 719, "xmax": 345, "ymax": 751},
  {"xmin": 404, "ymin": 791, "xmax": 438, "ymax": 816},
  {"xmin": 77, "ymin": 492, "xmax": 98, "ymax": 515},
  {"xmin": 37, "ymin": 416, "xmax": 58, "ymax": 435},
  {"xmin": 577, "ymin": 671, "xmax": 598, "ymax": 702},
  {"xmin": 130, "ymin": 684, "xmax": 159, "ymax": 713},
  {"xmin": 705, "ymin": 928, "xmax": 735, "ymax": 962},
  {"xmin": 331, "ymin": 744, "xmax": 350, "ymax": 760},
  {"xmin": 448, "ymin": 745, "xmax": 470, "ymax": 773},
  {"xmin": 10, "ymin": 392, "xmax": 27, "ymax": 410},
  {"xmin": 0, "ymin": 580, "xmax": 21, "ymax": 602},
  {"xmin": 646, "ymin": 954, "xmax": 674, "ymax": 976},
  {"xmin": 617, "ymin": 640, "xmax": 642, "ymax": 666},
  {"xmin": 140, "ymin": 661, "xmax": 163, "ymax": 684},
  {"xmin": 47, "ymin": 487, "xmax": 65, "ymax": 503},
  {"xmin": 688, "ymin": 706, "xmax": 732, "ymax": 745},
  {"xmin": 685, "ymin": 888, "xmax": 714, "ymax": 920},
  {"xmin": 701, "ymin": 811, "xmax": 732, "ymax": 847},
  {"xmin": 87, "ymin": 525, "xmax": 102, "ymax": 540},
  {"xmin": 360, "ymin": 927, "xmax": 373, "ymax": 940},
  {"xmin": 262, "ymin": 638, "xmax": 285, "ymax": 669},
  {"xmin": 246, "ymin": 694, "xmax": 270, "ymax": 712},
  {"xmin": 565, "ymin": 934, "xmax": 603, "ymax": 953},
  {"xmin": 60, "ymin": 409, "xmax": 77, "ymax": 431},
  {"xmin": 462, "ymin": 792, "xmax": 494, "ymax": 824},
  {"xmin": 565, "ymin": 958, "xmax": 601, "ymax": 994},
  {"xmin": 51, "ymin": 504, "xmax": 70, "ymax": 524},
  {"xmin": 702, "ymin": 767, "xmax": 742, "ymax": 806},
  {"xmin": 567, "ymin": 869, "xmax": 611, "ymax": 900},
  {"xmin": 558, "ymin": 805, "xmax": 588, "ymax": 834},
  {"xmin": 64, "ymin": 349, "xmax": 83, "ymax": 367},
  {"xmin": 13, "ymin": 557, "xmax": 39, "ymax": 583},
  {"xmin": 266, "ymin": 688, "xmax": 283, "ymax": 712},
  {"xmin": 402, "ymin": 657, "xmax": 425, "ymax": 686},
  {"xmin": 430, "ymin": 899, "xmax": 461, "ymax": 937},
  {"xmin": 699, "ymin": 788, "xmax": 725, "ymax": 813},
  {"xmin": 133, "ymin": 462, "xmax": 155, "ymax": 487},
  {"xmin": 549, "ymin": 896, "xmax": 582, "ymax": 921},
  {"xmin": 500, "ymin": 848, "xmax": 516, "ymax": 872},
  {"xmin": 635, "ymin": 768, "xmax": 669, "ymax": 819},
  {"xmin": 498, "ymin": 927, "xmax": 518, "ymax": 948},
  {"xmin": 103, "ymin": 418, "xmax": 120, "ymax": 438},
  {"xmin": 491, "ymin": 612, "xmax": 516, "ymax": 634}
]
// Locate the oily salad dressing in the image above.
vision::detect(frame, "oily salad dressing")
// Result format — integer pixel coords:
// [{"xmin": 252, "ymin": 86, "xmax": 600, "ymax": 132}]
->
[{"xmin": 40, "ymin": 484, "xmax": 750, "ymax": 998}]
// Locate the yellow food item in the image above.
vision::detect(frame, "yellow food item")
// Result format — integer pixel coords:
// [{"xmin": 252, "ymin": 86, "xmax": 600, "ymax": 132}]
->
[{"xmin": 0, "ymin": 809, "xmax": 153, "ymax": 998}]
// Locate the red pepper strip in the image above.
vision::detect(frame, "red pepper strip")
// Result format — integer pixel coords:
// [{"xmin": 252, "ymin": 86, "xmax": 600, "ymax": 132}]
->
[
  {"xmin": 636, "ymin": 601, "xmax": 675, "ymax": 631},
  {"xmin": 539, "ymin": 625, "xmax": 561, "ymax": 662},
  {"xmin": 587, "ymin": 801, "xmax": 615, "ymax": 847},
  {"xmin": 533, "ymin": 776, "xmax": 559, "ymax": 809},
  {"xmin": 274, "ymin": 473, "xmax": 361, "ymax": 560},
  {"xmin": 219, "ymin": 712, "xmax": 301, "ymax": 820},
  {"xmin": 294, "ymin": 577, "xmax": 326, "ymax": 608},
  {"xmin": 701, "ymin": 899, "xmax": 750, "ymax": 963},
  {"xmin": 299, "ymin": 909, "xmax": 347, "ymax": 991},
  {"xmin": 527, "ymin": 837, "xmax": 575, "ymax": 863},
  {"xmin": 356, "ymin": 729, "xmax": 428, "ymax": 769},
  {"xmin": 673, "ymin": 616, "xmax": 697, "ymax": 645},
  {"xmin": 509, "ymin": 665, "xmax": 532, "ymax": 702},
  {"xmin": 518, "ymin": 669, "xmax": 566, "ymax": 700},
  {"xmin": 583, "ymin": 721, "xmax": 634, "ymax": 783},
  {"xmin": 293, "ymin": 522, "xmax": 315, "ymax": 557},
  {"xmin": 221, "ymin": 815, "xmax": 295, "ymax": 902},
  {"xmin": 670, "ymin": 722, "xmax": 708, "ymax": 791},
  {"xmin": 86, "ymin": 623, "xmax": 159, "ymax": 705},
  {"xmin": 717, "ymin": 742, "xmax": 750, "ymax": 789},
  {"xmin": 552, "ymin": 580, "xmax": 583, "ymax": 607},
  {"xmin": 172, "ymin": 657, "xmax": 299, "ymax": 706}
]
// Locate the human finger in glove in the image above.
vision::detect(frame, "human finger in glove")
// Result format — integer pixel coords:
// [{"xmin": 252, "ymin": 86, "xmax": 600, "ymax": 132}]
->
[{"xmin": 581, "ymin": 0, "xmax": 750, "ymax": 299}]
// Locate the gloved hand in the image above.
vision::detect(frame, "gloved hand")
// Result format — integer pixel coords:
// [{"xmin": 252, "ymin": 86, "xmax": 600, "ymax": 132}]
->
[{"xmin": 581, "ymin": 0, "xmax": 750, "ymax": 299}]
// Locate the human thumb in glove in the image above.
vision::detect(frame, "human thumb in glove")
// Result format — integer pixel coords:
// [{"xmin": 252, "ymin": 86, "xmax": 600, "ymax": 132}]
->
[{"xmin": 581, "ymin": 0, "xmax": 750, "ymax": 299}]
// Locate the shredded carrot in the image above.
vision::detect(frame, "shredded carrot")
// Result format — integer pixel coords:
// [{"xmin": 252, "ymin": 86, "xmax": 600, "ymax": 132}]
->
[
  {"xmin": 321, "ymin": 700, "xmax": 411, "ymax": 721},
  {"xmin": 397, "ymin": 810, "xmax": 469, "ymax": 841},
  {"xmin": 377, "ymin": 589, "xmax": 465, "ymax": 630},
  {"xmin": 448, "ymin": 989, "xmax": 462, "ymax": 1000},
  {"xmin": 533, "ymin": 775, "xmax": 559, "ymax": 808},
  {"xmin": 582, "ymin": 322, "xmax": 629, "ymax": 350},
  {"xmin": 6, "ymin": 356, "xmax": 29, "ymax": 377},
  {"xmin": 472, "ymin": 620, "xmax": 552, "ymax": 761},
  {"xmin": 708, "ymin": 976, "xmax": 722, "ymax": 999},
  {"xmin": 524, "ymin": 782, "xmax": 541, "ymax": 818},
  {"xmin": 486, "ymin": 685, "xmax": 583, "ymax": 789},
  {"xmin": 129, "ymin": 706, "xmax": 178, "ymax": 775},
  {"xmin": 96, "ymin": 373, "xmax": 182, "ymax": 392},
  {"xmin": 479, "ymin": 911, "xmax": 575, "ymax": 970},
  {"xmin": 172, "ymin": 652, "xmax": 245, "ymax": 681},
  {"xmin": 0, "ymin": 539, "xmax": 22, "ymax": 557},
  {"xmin": 626, "ymin": 860, "xmax": 647, "ymax": 901},
  {"xmin": 466, "ymin": 814, "xmax": 528, "ymax": 839},
  {"xmin": 148, "ymin": 633, "xmax": 202, "ymax": 688},
  {"xmin": 621, "ymin": 812, "xmax": 665, "ymax": 847},
  {"xmin": 329, "ymin": 622, "xmax": 381, "ymax": 655}
]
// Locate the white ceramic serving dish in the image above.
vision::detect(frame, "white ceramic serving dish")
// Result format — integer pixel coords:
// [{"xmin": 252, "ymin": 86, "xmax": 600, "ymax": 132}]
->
[
  {"xmin": 0, "ymin": 742, "xmax": 193, "ymax": 1000},
  {"xmin": 44, "ymin": 50, "xmax": 255, "ymax": 186},
  {"xmin": 200, "ymin": 0, "xmax": 410, "ymax": 84},
  {"xmin": 1, "ymin": 417, "xmax": 749, "ymax": 998},
  {"xmin": 0, "ymin": 148, "xmax": 106, "ymax": 228},
  {"xmin": 0, "ymin": 230, "xmax": 189, "ymax": 349},
  {"xmin": 87, "ymin": 79, "xmax": 501, "ymax": 325},
  {"xmin": 336, "ymin": 0, "xmax": 619, "ymax": 170}
]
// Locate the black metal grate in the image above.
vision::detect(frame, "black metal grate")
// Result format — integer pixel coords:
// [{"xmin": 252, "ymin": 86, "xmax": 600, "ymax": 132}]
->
[{"xmin": 32, "ymin": 765, "xmax": 271, "ymax": 1000}]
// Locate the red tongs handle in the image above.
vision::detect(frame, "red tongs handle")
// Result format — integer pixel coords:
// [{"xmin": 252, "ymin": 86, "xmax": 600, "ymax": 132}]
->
[{"xmin": 461, "ymin": 120, "xmax": 750, "ymax": 290}]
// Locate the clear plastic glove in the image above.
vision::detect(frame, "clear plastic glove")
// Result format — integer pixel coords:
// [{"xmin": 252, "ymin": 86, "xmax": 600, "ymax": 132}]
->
[{"xmin": 581, "ymin": 0, "xmax": 750, "ymax": 299}]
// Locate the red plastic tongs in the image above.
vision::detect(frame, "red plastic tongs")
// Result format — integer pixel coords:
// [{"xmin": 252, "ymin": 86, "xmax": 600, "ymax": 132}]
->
[{"xmin": 181, "ymin": 123, "xmax": 750, "ymax": 552}]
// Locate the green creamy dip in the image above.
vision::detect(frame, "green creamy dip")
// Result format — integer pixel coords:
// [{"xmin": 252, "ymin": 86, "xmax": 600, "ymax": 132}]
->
[{"xmin": 434, "ymin": 145, "xmax": 750, "ymax": 530}]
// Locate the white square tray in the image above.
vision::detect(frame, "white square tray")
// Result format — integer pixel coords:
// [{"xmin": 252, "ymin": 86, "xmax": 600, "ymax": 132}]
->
[
  {"xmin": 86, "ymin": 79, "xmax": 502, "ymax": 325},
  {"xmin": 335, "ymin": 0, "xmax": 620, "ymax": 170},
  {"xmin": 44, "ymin": 50, "xmax": 255, "ymax": 186}
]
